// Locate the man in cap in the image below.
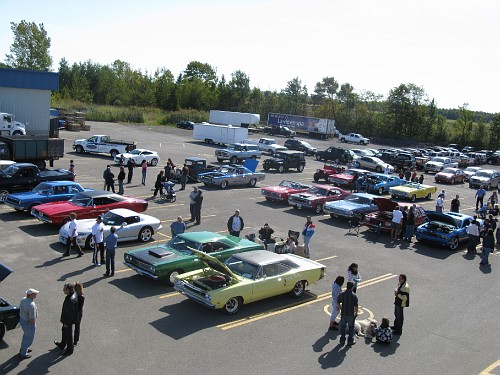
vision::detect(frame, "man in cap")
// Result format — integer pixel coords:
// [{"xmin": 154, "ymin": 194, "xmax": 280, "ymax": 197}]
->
[
  {"xmin": 92, "ymin": 215, "xmax": 105, "ymax": 266},
  {"xmin": 19, "ymin": 288, "xmax": 39, "ymax": 359}
]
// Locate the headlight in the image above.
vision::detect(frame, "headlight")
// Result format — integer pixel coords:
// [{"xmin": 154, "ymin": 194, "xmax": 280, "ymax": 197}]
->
[
  {"xmin": 174, "ymin": 279, "xmax": 183, "ymax": 287},
  {"xmin": 204, "ymin": 293, "xmax": 212, "ymax": 303}
]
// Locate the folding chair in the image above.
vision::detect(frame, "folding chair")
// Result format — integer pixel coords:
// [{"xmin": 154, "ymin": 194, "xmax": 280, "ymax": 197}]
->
[
  {"xmin": 348, "ymin": 219, "xmax": 361, "ymax": 236},
  {"xmin": 368, "ymin": 222, "xmax": 382, "ymax": 241}
]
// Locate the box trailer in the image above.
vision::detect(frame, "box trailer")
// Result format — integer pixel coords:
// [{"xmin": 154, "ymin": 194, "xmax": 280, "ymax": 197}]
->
[
  {"xmin": 209, "ymin": 110, "xmax": 260, "ymax": 127},
  {"xmin": 267, "ymin": 113, "xmax": 335, "ymax": 139},
  {"xmin": 193, "ymin": 123, "xmax": 248, "ymax": 145}
]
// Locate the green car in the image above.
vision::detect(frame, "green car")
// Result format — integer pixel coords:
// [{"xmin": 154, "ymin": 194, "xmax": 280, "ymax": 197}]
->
[{"xmin": 123, "ymin": 231, "xmax": 264, "ymax": 285}]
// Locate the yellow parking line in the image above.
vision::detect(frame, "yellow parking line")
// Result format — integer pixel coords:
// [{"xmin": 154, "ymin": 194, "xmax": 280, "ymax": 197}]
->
[
  {"xmin": 314, "ymin": 255, "xmax": 338, "ymax": 262},
  {"xmin": 160, "ymin": 214, "xmax": 217, "ymax": 223},
  {"xmin": 479, "ymin": 359, "xmax": 500, "ymax": 375},
  {"xmin": 147, "ymin": 204, "xmax": 185, "ymax": 210},
  {"xmin": 115, "ymin": 268, "xmax": 132, "ymax": 273},
  {"xmin": 159, "ymin": 292, "xmax": 180, "ymax": 299},
  {"xmin": 218, "ymin": 273, "xmax": 397, "ymax": 330},
  {"xmin": 156, "ymin": 232, "xmax": 171, "ymax": 239}
]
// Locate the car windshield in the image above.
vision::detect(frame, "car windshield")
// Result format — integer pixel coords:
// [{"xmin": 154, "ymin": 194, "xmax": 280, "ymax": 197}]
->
[
  {"xmin": 371, "ymin": 157, "xmax": 384, "ymax": 164},
  {"xmin": 68, "ymin": 194, "xmax": 92, "ymax": 207},
  {"xmin": 343, "ymin": 170, "xmax": 358, "ymax": 176},
  {"xmin": 166, "ymin": 236, "xmax": 202, "ymax": 255},
  {"xmin": 0, "ymin": 164, "xmax": 21, "ymax": 177},
  {"xmin": 441, "ymin": 168, "xmax": 456, "ymax": 173},
  {"xmin": 465, "ymin": 167, "xmax": 480, "ymax": 172},
  {"xmin": 216, "ymin": 166, "xmax": 232, "ymax": 174},
  {"xmin": 301, "ymin": 141, "xmax": 312, "ymax": 147},
  {"xmin": 32, "ymin": 183, "xmax": 52, "ymax": 195},
  {"xmin": 373, "ymin": 175, "xmax": 388, "ymax": 182},
  {"xmin": 476, "ymin": 171, "xmax": 493, "ymax": 178},
  {"xmin": 279, "ymin": 180, "xmax": 295, "ymax": 188},
  {"xmin": 225, "ymin": 256, "xmax": 259, "ymax": 280},
  {"xmin": 308, "ymin": 187, "xmax": 328, "ymax": 196},
  {"xmin": 266, "ymin": 140, "xmax": 277, "ymax": 145},
  {"xmin": 101, "ymin": 212, "xmax": 126, "ymax": 226},
  {"xmin": 345, "ymin": 195, "xmax": 373, "ymax": 204},
  {"xmin": 128, "ymin": 149, "xmax": 142, "ymax": 155}
]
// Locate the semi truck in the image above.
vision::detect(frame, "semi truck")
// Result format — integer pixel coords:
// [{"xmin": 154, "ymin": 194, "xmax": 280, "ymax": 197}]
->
[
  {"xmin": 267, "ymin": 113, "xmax": 335, "ymax": 139},
  {"xmin": 0, "ymin": 113, "xmax": 27, "ymax": 136},
  {"xmin": 209, "ymin": 110, "xmax": 260, "ymax": 127},
  {"xmin": 192, "ymin": 123, "xmax": 248, "ymax": 145},
  {"xmin": 0, "ymin": 135, "xmax": 65, "ymax": 169}
]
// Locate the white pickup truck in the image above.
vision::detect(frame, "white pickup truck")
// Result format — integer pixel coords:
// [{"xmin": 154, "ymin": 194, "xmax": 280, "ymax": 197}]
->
[
  {"xmin": 424, "ymin": 157, "xmax": 459, "ymax": 173},
  {"xmin": 73, "ymin": 135, "xmax": 136, "ymax": 158},
  {"xmin": 339, "ymin": 133, "xmax": 370, "ymax": 145},
  {"xmin": 246, "ymin": 138, "xmax": 288, "ymax": 155}
]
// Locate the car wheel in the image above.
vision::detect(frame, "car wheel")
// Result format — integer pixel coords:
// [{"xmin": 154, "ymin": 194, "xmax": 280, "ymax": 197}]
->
[
  {"xmin": 449, "ymin": 237, "xmax": 459, "ymax": 250},
  {"xmin": 139, "ymin": 226, "xmax": 153, "ymax": 242},
  {"xmin": 85, "ymin": 235, "xmax": 95, "ymax": 250},
  {"xmin": 376, "ymin": 166, "xmax": 382, "ymax": 172},
  {"xmin": 251, "ymin": 155, "xmax": 257, "ymax": 160},
  {"xmin": 217, "ymin": 158, "xmax": 223, "ymax": 163},
  {"xmin": 230, "ymin": 156, "xmax": 238, "ymax": 164},
  {"xmin": 315, "ymin": 204, "xmax": 323, "ymax": 214},
  {"xmin": 278, "ymin": 165, "xmax": 285, "ymax": 173},
  {"xmin": 248, "ymin": 178, "xmax": 257, "ymax": 187},
  {"xmin": 297, "ymin": 164, "xmax": 304, "ymax": 172},
  {"xmin": 291, "ymin": 281, "xmax": 305, "ymax": 297},
  {"xmin": 378, "ymin": 187, "xmax": 384, "ymax": 195},
  {"xmin": 224, "ymin": 297, "xmax": 242, "ymax": 315},
  {"xmin": 315, "ymin": 154, "xmax": 322, "ymax": 161},
  {"xmin": 424, "ymin": 170, "xmax": 429, "ymax": 174},
  {"xmin": 292, "ymin": 205, "xmax": 298, "ymax": 210},
  {"xmin": 451, "ymin": 178, "xmax": 455, "ymax": 185},
  {"xmin": 220, "ymin": 181, "xmax": 228, "ymax": 189},
  {"xmin": 75, "ymin": 145, "xmax": 84, "ymax": 153},
  {"xmin": 426, "ymin": 193, "xmax": 432, "ymax": 199},
  {"xmin": 110, "ymin": 149, "xmax": 119, "ymax": 158},
  {"xmin": 340, "ymin": 138, "xmax": 345, "ymax": 143},
  {"xmin": 0, "ymin": 189, "xmax": 9, "ymax": 202},
  {"xmin": 410, "ymin": 195, "xmax": 416, "ymax": 202},
  {"xmin": 263, "ymin": 164, "xmax": 270, "ymax": 171},
  {"xmin": 150, "ymin": 158, "xmax": 158, "ymax": 166},
  {"xmin": 166, "ymin": 269, "xmax": 183, "ymax": 286},
  {"xmin": 313, "ymin": 174, "xmax": 320, "ymax": 182}
]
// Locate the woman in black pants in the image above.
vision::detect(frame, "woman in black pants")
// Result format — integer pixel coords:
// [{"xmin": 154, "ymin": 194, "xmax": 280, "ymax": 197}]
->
[{"xmin": 73, "ymin": 282, "xmax": 85, "ymax": 346}]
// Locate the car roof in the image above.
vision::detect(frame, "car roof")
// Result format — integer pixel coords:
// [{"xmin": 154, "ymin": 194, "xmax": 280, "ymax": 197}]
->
[
  {"xmin": 177, "ymin": 231, "xmax": 226, "ymax": 242},
  {"xmin": 275, "ymin": 150, "xmax": 304, "ymax": 155},
  {"xmin": 39, "ymin": 181, "xmax": 81, "ymax": 187},
  {"xmin": 186, "ymin": 157, "xmax": 206, "ymax": 162},
  {"xmin": 231, "ymin": 250, "xmax": 292, "ymax": 265},
  {"xmin": 106, "ymin": 208, "xmax": 140, "ymax": 217},
  {"xmin": 77, "ymin": 190, "xmax": 120, "ymax": 198}
]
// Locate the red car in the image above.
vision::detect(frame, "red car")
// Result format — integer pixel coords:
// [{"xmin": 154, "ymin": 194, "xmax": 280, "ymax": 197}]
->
[
  {"xmin": 434, "ymin": 168, "xmax": 466, "ymax": 184},
  {"xmin": 288, "ymin": 185, "xmax": 350, "ymax": 214},
  {"xmin": 328, "ymin": 168, "xmax": 369, "ymax": 190},
  {"xmin": 313, "ymin": 163, "xmax": 345, "ymax": 182},
  {"xmin": 260, "ymin": 180, "xmax": 312, "ymax": 203},
  {"xmin": 361, "ymin": 198, "xmax": 427, "ymax": 233},
  {"xmin": 31, "ymin": 190, "xmax": 148, "ymax": 225}
]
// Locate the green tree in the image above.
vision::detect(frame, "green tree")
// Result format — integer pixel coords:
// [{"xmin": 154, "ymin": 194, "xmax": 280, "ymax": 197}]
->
[
  {"xmin": 312, "ymin": 77, "xmax": 339, "ymax": 120},
  {"xmin": 490, "ymin": 113, "xmax": 500, "ymax": 149},
  {"xmin": 282, "ymin": 77, "xmax": 308, "ymax": 115},
  {"xmin": 456, "ymin": 103, "xmax": 474, "ymax": 145},
  {"xmin": 5, "ymin": 21, "xmax": 52, "ymax": 70}
]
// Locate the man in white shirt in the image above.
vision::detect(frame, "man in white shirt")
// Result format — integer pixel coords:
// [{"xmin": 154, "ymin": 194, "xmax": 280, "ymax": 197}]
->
[
  {"xmin": 19, "ymin": 288, "xmax": 39, "ymax": 359},
  {"xmin": 391, "ymin": 206, "xmax": 403, "ymax": 241},
  {"xmin": 64, "ymin": 212, "xmax": 84, "ymax": 257},
  {"xmin": 227, "ymin": 210, "xmax": 244, "ymax": 237},
  {"xmin": 466, "ymin": 218, "xmax": 480, "ymax": 254},
  {"xmin": 436, "ymin": 194, "xmax": 444, "ymax": 212},
  {"xmin": 92, "ymin": 215, "xmax": 105, "ymax": 266}
]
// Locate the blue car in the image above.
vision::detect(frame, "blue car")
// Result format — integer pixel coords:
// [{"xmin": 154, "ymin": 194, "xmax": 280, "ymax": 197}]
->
[
  {"xmin": 361, "ymin": 173, "xmax": 407, "ymax": 195},
  {"xmin": 4, "ymin": 181, "xmax": 89, "ymax": 212},
  {"xmin": 415, "ymin": 212, "xmax": 477, "ymax": 250},
  {"xmin": 323, "ymin": 192, "xmax": 379, "ymax": 222}
]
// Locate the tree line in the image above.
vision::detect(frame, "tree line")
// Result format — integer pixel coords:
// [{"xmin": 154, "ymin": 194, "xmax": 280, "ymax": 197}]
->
[{"xmin": 3, "ymin": 20, "xmax": 499, "ymax": 150}]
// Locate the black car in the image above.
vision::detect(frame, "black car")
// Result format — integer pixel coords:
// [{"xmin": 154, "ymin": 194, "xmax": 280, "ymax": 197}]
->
[
  {"xmin": 0, "ymin": 263, "xmax": 20, "ymax": 341},
  {"xmin": 176, "ymin": 121, "xmax": 195, "ymax": 130},
  {"xmin": 283, "ymin": 139, "xmax": 317, "ymax": 155},
  {"xmin": 263, "ymin": 151, "xmax": 306, "ymax": 173},
  {"xmin": 315, "ymin": 147, "xmax": 354, "ymax": 163}
]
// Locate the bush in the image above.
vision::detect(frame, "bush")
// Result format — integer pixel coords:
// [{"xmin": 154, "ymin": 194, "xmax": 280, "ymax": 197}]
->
[
  {"xmin": 86, "ymin": 106, "xmax": 144, "ymax": 123},
  {"xmin": 158, "ymin": 109, "xmax": 208, "ymax": 125}
]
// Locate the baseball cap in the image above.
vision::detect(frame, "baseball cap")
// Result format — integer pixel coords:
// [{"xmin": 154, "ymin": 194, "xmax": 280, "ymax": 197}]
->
[{"xmin": 26, "ymin": 288, "xmax": 39, "ymax": 295}]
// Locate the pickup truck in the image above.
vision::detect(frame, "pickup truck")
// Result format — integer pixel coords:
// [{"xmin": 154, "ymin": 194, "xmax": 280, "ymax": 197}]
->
[
  {"xmin": 0, "ymin": 163, "xmax": 75, "ymax": 202},
  {"xmin": 215, "ymin": 144, "xmax": 262, "ymax": 164},
  {"xmin": 264, "ymin": 126, "xmax": 296, "ymax": 138},
  {"xmin": 247, "ymin": 138, "xmax": 288, "ymax": 155},
  {"xmin": 73, "ymin": 135, "xmax": 136, "ymax": 158},
  {"xmin": 424, "ymin": 157, "xmax": 458, "ymax": 173},
  {"xmin": 339, "ymin": 133, "xmax": 370, "ymax": 145}
]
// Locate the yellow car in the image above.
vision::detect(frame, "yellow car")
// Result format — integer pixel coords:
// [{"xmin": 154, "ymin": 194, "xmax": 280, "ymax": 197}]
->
[
  {"xmin": 174, "ymin": 249, "xmax": 326, "ymax": 314},
  {"xmin": 389, "ymin": 182, "xmax": 437, "ymax": 202}
]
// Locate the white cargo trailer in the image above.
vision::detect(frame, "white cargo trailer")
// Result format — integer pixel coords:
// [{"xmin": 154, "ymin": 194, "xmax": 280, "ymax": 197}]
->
[
  {"xmin": 209, "ymin": 110, "xmax": 260, "ymax": 127},
  {"xmin": 193, "ymin": 123, "xmax": 248, "ymax": 145}
]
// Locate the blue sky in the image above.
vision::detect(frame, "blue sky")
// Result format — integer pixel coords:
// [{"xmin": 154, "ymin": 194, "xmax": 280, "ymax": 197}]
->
[{"xmin": 1, "ymin": 0, "xmax": 498, "ymax": 113}]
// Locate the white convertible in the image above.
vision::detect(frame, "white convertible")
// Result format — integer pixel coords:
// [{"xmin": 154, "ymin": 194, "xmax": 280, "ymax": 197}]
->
[
  {"xmin": 114, "ymin": 149, "xmax": 160, "ymax": 166},
  {"xmin": 59, "ymin": 208, "xmax": 162, "ymax": 249}
]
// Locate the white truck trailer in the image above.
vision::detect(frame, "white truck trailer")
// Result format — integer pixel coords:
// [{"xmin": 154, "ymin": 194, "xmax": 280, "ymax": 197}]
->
[
  {"xmin": 193, "ymin": 123, "xmax": 248, "ymax": 145},
  {"xmin": 209, "ymin": 110, "xmax": 260, "ymax": 127}
]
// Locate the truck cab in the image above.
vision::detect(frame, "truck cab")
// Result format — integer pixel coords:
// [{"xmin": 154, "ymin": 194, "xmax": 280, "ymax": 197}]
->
[{"xmin": 0, "ymin": 113, "xmax": 26, "ymax": 136}]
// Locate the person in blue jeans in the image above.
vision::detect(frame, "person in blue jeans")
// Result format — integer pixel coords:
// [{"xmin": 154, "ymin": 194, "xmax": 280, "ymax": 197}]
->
[
  {"xmin": 336, "ymin": 281, "xmax": 359, "ymax": 346},
  {"xmin": 104, "ymin": 226, "xmax": 118, "ymax": 277},
  {"xmin": 302, "ymin": 216, "xmax": 315, "ymax": 259},
  {"xmin": 19, "ymin": 288, "xmax": 39, "ymax": 359}
]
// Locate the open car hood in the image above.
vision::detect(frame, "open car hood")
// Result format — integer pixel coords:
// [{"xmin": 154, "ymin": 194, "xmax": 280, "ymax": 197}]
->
[
  {"xmin": 190, "ymin": 248, "xmax": 238, "ymax": 279},
  {"xmin": 243, "ymin": 159, "xmax": 258, "ymax": 173},
  {"xmin": 373, "ymin": 197, "xmax": 398, "ymax": 211},
  {"xmin": 426, "ymin": 213, "xmax": 458, "ymax": 227},
  {"xmin": 0, "ymin": 262, "xmax": 13, "ymax": 283}
]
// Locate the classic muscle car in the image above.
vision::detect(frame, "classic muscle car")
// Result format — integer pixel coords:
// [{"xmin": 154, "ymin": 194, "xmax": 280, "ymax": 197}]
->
[
  {"xmin": 197, "ymin": 162, "xmax": 265, "ymax": 189},
  {"xmin": 362, "ymin": 199, "xmax": 427, "ymax": 233},
  {"xmin": 260, "ymin": 180, "xmax": 312, "ymax": 203},
  {"xmin": 288, "ymin": 185, "xmax": 350, "ymax": 214},
  {"xmin": 415, "ymin": 212, "xmax": 478, "ymax": 250},
  {"xmin": 324, "ymin": 193, "xmax": 379, "ymax": 221},
  {"xmin": 313, "ymin": 163, "xmax": 345, "ymax": 182},
  {"xmin": 361, "ymin": 173, "xmax": 407, "ymax": 195},
  {"xmin": 124, "ymin": 231, "xmax": 264, "ymax": 285},
  {"xmin": 0, "ymin": 263, "xmax": 20, "ymax": 341},
  {"xmin": 434, "ymin": 168, "xmax": 466, "ymax": 184},
  {"xmin": 114, "ymin": 148, "xmax": 160, "ymax": 166},
  {"xmin": 328, "ymin": 168, "xmax": 370, "ymax": 190},
  {"xmin": 174, "ymin": 249, "xmax": 326, "ymax": 314},
  {"xmin": 389, "ymin": 182, "xmax": 437, "ymax": 202},
  {"xmin": 4, "ymin": 181, "xmax": 89, "ymax": 212},
  {"xmin": 59, "ymin": 208, "xmax": 162, "ymax": 249},
  {"xmin": 31, "ymin": 190, "xmax": 148, "ymax": 225}
]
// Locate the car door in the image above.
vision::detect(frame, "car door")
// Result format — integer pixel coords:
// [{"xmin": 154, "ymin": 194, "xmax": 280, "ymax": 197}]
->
[{"xmin": 251, "ymin": 263, "xmax": 291, "ymax": 301}]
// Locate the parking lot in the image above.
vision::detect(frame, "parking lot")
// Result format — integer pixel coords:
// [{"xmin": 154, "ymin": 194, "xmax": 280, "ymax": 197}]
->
[{"xmin": 1, "ymin": 121, "xmax": 499, "ymax": 375}]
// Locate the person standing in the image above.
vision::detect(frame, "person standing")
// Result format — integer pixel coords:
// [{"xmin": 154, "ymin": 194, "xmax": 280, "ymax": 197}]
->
[
  {"xmin": 64, "ymin": 213, "xmax": 84, "ymax": 257},
  {"xmin": 126, "ymin": 158, "xmax": 135, "ymax": 184},
  {"xmin": 400, "ymin": 206, "xmax": 408, "ymax": 239},
  {"xmin": 170, "ymin": 216, "xmax": 186, "ymax": 237},
  {"xmin": 329, "ymin": 276, "xmax": 344, "ymax": 331},
  {"xmin": 227, "ymin": 210, "xmax": 244, "ymax": 237},
  {"xmin": 153, "ymin": 170, "xmax": 165, "ymax": 198},
  {"xmin": 19, "ymin": 288, "xmax": 39, "ymax": 359},
  {"xmin": 73, "ymin": 282, "xmax": 85, "ymax": 347},
  {"xmin": 189, "ymin": 186, "xmax": 200, "ymax": 222},
  {"xmin": 475, "ymin": 186, "xmax": 486, "ymax": 211},
  {"xmin": 69, "ymin": 160, "xmax": 75, "ymax": 181},
  {"xmin": 411, "ymin": 168, "xmax": 417, "ymax": 182},
  {"xmin": 450, "ymin": 195, "xmax": 460, "ymax": 213},
  {"xmin": 480, "ymin": 229, "xmax": 494, "ymax": 266},
  {"xmin": 466, "ymin": 218, "xmax": 480, "ymax": 254},
  {"xmin": 164, "ymin": 160, "xmax": 173, "ymax": 181},
  {"xmin": 336, "ymin": 281, "xmax": 359, "ymax": 346},
  {"xmin": 92, "ymin": 216, "xmax": 105, "ymax": 266},
  {"xmin": 384, "ymin": 165, "xmax": 390, "ymax": 175},
  {"xmin": 418, "ymin": 174, "xmax": 424, "ymax": 184},
  {"xmin": 391, "ymin": 206, "xmax": 403, "ymax": 241},
  {"xmin": 347, "ymin": 263, "xmax": 361, "ymax": 293},
  {"xmin": 103, "ymin": 165, "xmax": 115, "ymax": 193},
  {"xmin": 54, "ymin": 283, "xmax": 79, "ymax": 356},
  {"xmin": 103, "ymin": 226, "xmax": 118, "ymax": 277},
  {"xmin": 194, "ymin": 189, "xmax": 203, "ymax": 225},
  {"xmin": 180, "ymin": 164, "xmax": 189, "ymax": 190},
  {"xmin": 404, "ymin": 205, "xmax": 416, "ymax": 242},
  {"xmin": 393, "ymin": 274, "xmax": 410, "ymax": 335},
  {"xmin": 117, "ymin": 166, "xmax": 126, "ymax": 195},
  {"xmin": 435, "ymin": 194, "xmax": 444, "ymax": 212},
  {"xmin": 302, "ymin": 216, "xmax": 315, "ymax": 258},
  {"xmin": 141, "ymin": 160, "xmax": 148, "ymax": 186}
]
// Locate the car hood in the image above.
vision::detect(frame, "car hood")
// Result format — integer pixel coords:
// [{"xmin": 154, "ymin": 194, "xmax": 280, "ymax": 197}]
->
[
  {"xmin": 263, "ymin": 186, "xmax": 294, "ymax": 193},
  {"xmin": 470, "ymin": 176, "xmax": 490, "ymax": 182},
  {"xmin": 33, "ymin": 201, "xmax": 82, "ymax": 215},
  {"xmin": 424, "ymin": 213, "xmax": 459, "ymax": 227},
  {"xmin": 326, "ymin": 200, "xmax": 369, "ymax": 210},
  {"xmin": 291, "ymin": 193, "xmax": 323, "ymax": 201},
  {"xmin": 331, "ymin": 173, "xmax": 354, "ymax": 180},
  {"xmin": 373, "ymin": 198, "xmax": 398, "ymax": 211},
  {"xmin": 426, "ymin": 161, "xmax": 443, "ymax": 165},
  {"xmin": 127, "ymin": 245, "xmax": 192, "ymax": 266},
  {"xmin": 0, "ymin": 262, "xmax": 13, "ymax": 282},
  {"xmin": 435, "ymin": 172, "xmax": 453, "ymax": 177},
  {"xmin": 190, "ymin": 248, "xmax": 237, "ymax": 279},
  {"xmin": 243, "ymin": 159, "xmax": 258, "ymax": 172}
]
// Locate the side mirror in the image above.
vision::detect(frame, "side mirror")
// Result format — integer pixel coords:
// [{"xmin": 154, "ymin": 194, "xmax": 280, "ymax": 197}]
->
[{"xmin": 121, "ymin": 222, "xmax": 128, "ymax": 228}]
